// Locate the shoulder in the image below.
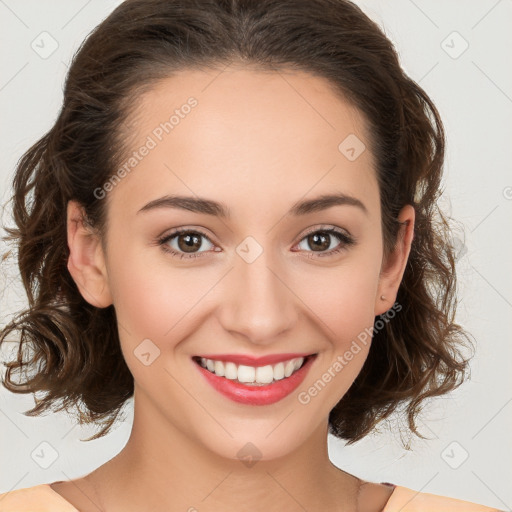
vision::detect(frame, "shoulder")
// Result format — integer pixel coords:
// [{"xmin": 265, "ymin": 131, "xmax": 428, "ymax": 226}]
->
[
  {"xmin": 383, "ymin": 484, "xmax": 504, "ymax": 512},
  {"xmin": 0, "ymin": 483, "xmax": 78, "ymax": 512}
]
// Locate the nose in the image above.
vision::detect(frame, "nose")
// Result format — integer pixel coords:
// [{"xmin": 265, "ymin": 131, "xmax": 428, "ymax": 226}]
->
[{"xmin": 217, "ymin": 250, "xmax": 297, "ymax": 345}]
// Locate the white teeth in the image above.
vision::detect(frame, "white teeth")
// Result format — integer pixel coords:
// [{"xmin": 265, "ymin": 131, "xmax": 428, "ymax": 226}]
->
[
  {"xmin": 197, "ymin": 356, "xmax": 306, "ymax": 384},
  {"xmin": 255, "ymin": 365, "xmax": 274, "ymax": 384},
  {"xmin": 224, "ymin": 362, "xmax": 238, "ymax": 380},
  {"xmin": 284, "ymin": 360, "xmax": 295, "ymax": 378},
  {"xmin": 238, "ymin": 365, "xmax": 256, "ymax": 383},
  {"xmin": 214, "ymin": 360, "xmax": 225, "ymax": 377},
  {"xmin": 273, "ymin": 362, "xmax": 285, "ymax": 380}
]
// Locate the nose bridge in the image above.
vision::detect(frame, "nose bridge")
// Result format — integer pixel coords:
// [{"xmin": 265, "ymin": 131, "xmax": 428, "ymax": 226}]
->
[{"xmin": 219, "ymin": 242, "xmax": 296, "ymax": 344}]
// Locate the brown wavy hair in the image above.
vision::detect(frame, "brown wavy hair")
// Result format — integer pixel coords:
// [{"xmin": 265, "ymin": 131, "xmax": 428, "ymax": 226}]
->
[{"xmin": 0, "ymin": 0, "xmax": 474, "ymax": 444}]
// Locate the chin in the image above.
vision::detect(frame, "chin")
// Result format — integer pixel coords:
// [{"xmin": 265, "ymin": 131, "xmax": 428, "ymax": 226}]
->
[{"xmin": 191, "ymin": 415, "xmax": 319, "ymax": 466}]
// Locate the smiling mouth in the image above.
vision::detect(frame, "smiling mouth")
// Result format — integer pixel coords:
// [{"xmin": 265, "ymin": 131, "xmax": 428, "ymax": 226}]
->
[{"xmin": 192, "ymin": 354, "xmax": 316, "ymax": 386}]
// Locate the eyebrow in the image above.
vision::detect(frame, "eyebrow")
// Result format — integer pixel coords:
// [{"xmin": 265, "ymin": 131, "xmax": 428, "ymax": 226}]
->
[{"xmin": 137, "ymin": 192, "xmax": 368, "ymax": 218}]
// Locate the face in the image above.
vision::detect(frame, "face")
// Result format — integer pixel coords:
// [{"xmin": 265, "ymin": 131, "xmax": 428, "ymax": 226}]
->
[{"xmin": 67, "ymin": 65, "xmax": 414, "ymax": 462}]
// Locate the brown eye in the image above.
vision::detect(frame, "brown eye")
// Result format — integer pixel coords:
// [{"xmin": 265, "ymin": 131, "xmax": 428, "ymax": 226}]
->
[
  {"xmin": 306, "ymin": 232, "xmax": 331, "ymax": 252},
  {"xmin": 295, "ymin": 227, "xmax": 355, "ymax": 258},
  {"xmin": 176, "ymin": 232, "xmax": 203, "ymax": 253},
  {"xmin": 158, "ymin": 229, "xmax": 216, "ymax": 259}
]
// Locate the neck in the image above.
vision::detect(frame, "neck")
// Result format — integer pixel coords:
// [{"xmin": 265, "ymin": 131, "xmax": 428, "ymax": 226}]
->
[{"xmin": 89, "ymin": 388, "xmax": 361, "ymax": 511}]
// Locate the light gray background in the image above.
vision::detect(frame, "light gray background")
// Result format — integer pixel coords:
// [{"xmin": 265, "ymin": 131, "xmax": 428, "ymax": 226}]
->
[{"xmin": 0, "ymin": 0, "xmax": 511, "ymax": 509}]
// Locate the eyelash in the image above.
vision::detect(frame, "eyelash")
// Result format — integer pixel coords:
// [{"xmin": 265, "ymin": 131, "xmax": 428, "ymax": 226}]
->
[{"xmin": 157, "ymin": 226, "xmax": 356, "ymax": 260}]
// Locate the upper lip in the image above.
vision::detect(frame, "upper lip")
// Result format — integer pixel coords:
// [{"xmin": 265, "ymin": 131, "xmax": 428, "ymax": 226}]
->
[{"xmin": 194, "ymin": 352, "xmax": 316, "ymax": 366}]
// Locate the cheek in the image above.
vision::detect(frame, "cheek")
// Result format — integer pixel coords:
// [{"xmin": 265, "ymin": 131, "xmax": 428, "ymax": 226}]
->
[
  {"xmin": 291, "ymin": 254, "xmax": 380, "ymax": 397},
  {"xmin": 105, "ymin": 254, "xmax": 207, "ymax": 394},
  {"xmin": 294, "ymin": 275, "xmax": 377, "ymax": 413},
  {"xmin": 105, "ymin": 245, "xmax": 200, "ymax": 344},
  {"xmin": 294, "ymin": 256, "xmax": 380, "ymax": 337},
  {"xmin": 105, "ymin": 246, "xmax": 231, "ymax": 381}
]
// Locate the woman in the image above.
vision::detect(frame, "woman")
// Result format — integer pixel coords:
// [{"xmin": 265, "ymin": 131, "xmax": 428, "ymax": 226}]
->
[{"xmin": 0, "ymin": 0, "xmax": 504, "ymax": 510}]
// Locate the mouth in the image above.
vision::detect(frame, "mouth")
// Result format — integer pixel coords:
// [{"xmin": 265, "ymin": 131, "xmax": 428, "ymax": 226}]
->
[
  {"xmin": 192, "ymin": 353, "xmax": 317, "ymax": 405},
  {"xmin": 192, "ymin": 354, "xmax": 313, "ymax": 385}
]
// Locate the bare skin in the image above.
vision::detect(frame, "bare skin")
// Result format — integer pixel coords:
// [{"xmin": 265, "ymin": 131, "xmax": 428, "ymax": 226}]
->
[
  {"xmin": 58, "ymin": 64, "xmax": 414, "ymax": 511},
  {"xmin": 50, "ymin": 469, "xmax": 396, "ymax": 511}
]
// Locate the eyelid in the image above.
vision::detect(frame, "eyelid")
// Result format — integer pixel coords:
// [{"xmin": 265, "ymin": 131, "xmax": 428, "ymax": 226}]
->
[
  {"xmin": 291, "ymin": 225, "xmax": 355, "ymax": 257},
  {"xmin": 157, "ymin": 224, "xmax": 355, "ymax": 259},
  {"xmin": 298, "ymin": 224, "xmax": 353, "ymax": 240},
  {"xmin": 157, "ymin": 225, "xmax": 216, "ymax": 241},
  {"xmin": 157, "ymin": 227, "xmax": 217, "ymax": 259}
]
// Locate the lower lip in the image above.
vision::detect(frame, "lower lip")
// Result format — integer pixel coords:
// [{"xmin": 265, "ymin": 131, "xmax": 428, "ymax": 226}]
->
[{"xmin": 194, "ymin": 356, "xmax": 316, "ymax": 406}]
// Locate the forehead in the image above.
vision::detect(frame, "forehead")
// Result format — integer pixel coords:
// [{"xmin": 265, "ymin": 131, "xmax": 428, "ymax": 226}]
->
[{"xmin": 110, "ymin": 66, "xmax": 379, "ymax": 219}]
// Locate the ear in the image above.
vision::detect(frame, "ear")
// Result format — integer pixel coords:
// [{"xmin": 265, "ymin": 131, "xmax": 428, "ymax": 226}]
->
[
  {"xmin": 66, "ymin": 200, "xmax": 113, "ymax": 308},
  {"xmin": 374, "ymin": 204, "xmax": 415, "ymax": 315}
]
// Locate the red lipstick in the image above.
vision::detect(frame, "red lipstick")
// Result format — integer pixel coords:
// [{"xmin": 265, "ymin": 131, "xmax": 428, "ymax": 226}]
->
[{"xmin": 193, "ymin": 354, "xmax": 316, "ymax": 406}]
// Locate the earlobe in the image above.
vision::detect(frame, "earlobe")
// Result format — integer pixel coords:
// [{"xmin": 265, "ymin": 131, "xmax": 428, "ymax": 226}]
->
[
  {"xmin": 374, "ymin": 204, "xmax": 415, "ymax": 316},
  {"xmin": 66, "ymin": 200, "xmax": 113, "ymax": 308}
]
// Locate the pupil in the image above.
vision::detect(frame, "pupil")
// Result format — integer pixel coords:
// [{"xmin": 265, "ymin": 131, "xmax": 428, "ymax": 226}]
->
[
  {"xmin": 310, "ymin": 232, "xmax": 329, "ymax": 251},
  {"xmin": 179, "ymin": 233, "xmax": 201, "ymax": 253}
]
